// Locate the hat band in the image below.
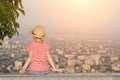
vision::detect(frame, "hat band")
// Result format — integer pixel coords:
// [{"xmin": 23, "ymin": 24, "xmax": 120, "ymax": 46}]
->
[{"xmin": 32, "ymin": 31, "xmax": 45, "ymax": 38}]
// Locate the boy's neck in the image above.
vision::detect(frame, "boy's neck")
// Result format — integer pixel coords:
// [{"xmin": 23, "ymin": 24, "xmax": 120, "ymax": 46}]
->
[{"xmin": 34, "ymin": 38, "xmax": 43, "ymax": 43}]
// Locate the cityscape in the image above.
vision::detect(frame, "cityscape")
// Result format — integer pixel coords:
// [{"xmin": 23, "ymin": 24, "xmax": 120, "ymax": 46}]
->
[{"xmin": 0, "ymin": 34, "xmax": 120, "ymax": 73}]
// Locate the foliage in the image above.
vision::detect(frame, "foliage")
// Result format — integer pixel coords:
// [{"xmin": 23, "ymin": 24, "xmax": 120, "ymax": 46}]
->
[{"xmin": 0, "ymin": 0, "xmax": 25, "ymax": 44}]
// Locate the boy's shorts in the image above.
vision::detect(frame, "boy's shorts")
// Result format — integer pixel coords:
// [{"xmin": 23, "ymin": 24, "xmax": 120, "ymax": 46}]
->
[{"xmin": 26, "ymin": 70, "xmax": 48, "ymax": 75}]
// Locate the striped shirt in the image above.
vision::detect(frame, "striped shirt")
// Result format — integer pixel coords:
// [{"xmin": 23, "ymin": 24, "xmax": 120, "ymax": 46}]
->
[{"xmin": 27, "ymin": 40, "xmax": 50, "ymax": 71}]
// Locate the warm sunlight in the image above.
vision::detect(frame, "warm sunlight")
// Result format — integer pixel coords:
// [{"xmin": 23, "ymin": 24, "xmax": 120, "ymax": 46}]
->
[
  {"xmin": 19, "ymin": 0, "xmax": 120, "ymax": 37},
  {"xmin": 73, "ymin": 0, "xmax": 90, "ymax": 5},
  {"xmin": 69, "ymin": 0, "xmax": 97, "ymax": 7}
]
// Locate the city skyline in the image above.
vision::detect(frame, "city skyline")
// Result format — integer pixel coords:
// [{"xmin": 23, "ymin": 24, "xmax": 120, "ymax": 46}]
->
[{"xmin": 1, "ymin": 34, "xmax": 120, "ymax": 73}]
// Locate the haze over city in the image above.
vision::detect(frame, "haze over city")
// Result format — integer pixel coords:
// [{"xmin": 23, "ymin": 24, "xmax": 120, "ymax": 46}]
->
[
  {"xmin": 1, "ymin": 0, "xmax": 120, "ymax": 75},
  {"xmin": 18, "ymin": 0, "xmax": 120, "ymax": 39}
]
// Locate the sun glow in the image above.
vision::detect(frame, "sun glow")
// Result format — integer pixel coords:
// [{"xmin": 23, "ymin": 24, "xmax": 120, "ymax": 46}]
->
[
  {"xmin": 66, "ymin": 0, "xmax": 97, "ymax": 10},
  {"xmin": 72, "ymin": 0, "xmax": 91, "ymax": 6},
  {"xmin": 74, "ymin": 0, "xmax": 89, "ymax": 4}
]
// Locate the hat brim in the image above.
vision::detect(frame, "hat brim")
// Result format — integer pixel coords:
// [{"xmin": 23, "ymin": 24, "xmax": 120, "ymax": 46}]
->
[{"xmin": 30, "ymin": 31, "xmax": 45, "ymax": 38}]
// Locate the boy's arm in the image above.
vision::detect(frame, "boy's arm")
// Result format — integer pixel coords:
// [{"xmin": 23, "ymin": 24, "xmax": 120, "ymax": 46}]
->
[
  {"xmin": 46, "ymin": 51, "xmax": 63, "ymax": 73},
  {"xmin": 19, "ymin": 51, "xmax": 33, "ymax": 74},
  {"xmin": 46, "ymin": 51, "xmax": 56, "ymax": 69}
]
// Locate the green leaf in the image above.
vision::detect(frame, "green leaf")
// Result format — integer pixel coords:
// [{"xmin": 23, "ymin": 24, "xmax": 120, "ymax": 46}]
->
[{"xmin": 0, "ymin": 0, "xmax": 25, "ymax": 44}]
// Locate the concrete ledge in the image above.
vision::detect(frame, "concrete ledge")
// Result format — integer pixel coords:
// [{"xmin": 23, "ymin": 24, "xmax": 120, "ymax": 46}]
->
[{"xmin": 0, "ymin": 73, "xmax": 120, "ymax": 80}]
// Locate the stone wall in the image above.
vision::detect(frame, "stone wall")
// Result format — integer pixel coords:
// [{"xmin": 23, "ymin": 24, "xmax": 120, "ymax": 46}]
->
[{"xmin": 1, "ymin": 73, "xmax": 120, "ymax": 80}]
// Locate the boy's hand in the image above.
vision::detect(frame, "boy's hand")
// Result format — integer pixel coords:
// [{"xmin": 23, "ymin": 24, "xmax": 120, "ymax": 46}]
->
[{"xmin": 19, "ymin": 68, "xmax": 25, "ymax": 74}]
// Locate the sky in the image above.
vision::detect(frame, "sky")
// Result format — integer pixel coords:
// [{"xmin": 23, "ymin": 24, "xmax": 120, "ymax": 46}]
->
[{"xmin": 18, "ymin": 0, "xmax": 120, "ymax": 38}]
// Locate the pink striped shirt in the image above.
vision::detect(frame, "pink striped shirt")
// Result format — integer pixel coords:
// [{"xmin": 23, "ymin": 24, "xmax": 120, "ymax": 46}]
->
[{"xmin": 27, "ymin": 40, "xmax": 50, "ymax": 71}]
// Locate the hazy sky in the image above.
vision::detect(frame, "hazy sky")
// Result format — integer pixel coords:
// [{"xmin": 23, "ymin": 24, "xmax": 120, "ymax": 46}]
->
[{"xmin": 18, "ymin": 0, "xmax": 120, "ymax": 37}]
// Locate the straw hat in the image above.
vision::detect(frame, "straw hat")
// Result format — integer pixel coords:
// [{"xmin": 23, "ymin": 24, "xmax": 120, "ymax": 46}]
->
[{"xmin": 30, "ymin": 25, "xmax": 46, "ymax": 38}]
